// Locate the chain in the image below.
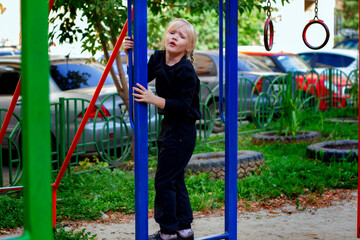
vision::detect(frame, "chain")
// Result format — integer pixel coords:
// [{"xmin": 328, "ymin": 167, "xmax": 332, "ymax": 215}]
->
[
  {"xmin": 314, "ymin": 0, "xmax": 319, "ymax": 20},
  {"xmin": 266, "ymin": 0, "xmax": 271, "ymax": 19}
]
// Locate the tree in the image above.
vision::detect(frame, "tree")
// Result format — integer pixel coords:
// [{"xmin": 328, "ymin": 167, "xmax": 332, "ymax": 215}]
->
[
  {"xmin": 50, "ymin": 0, "xmax": 129, "ymax": 110},
  {"xmin": 341, "ymin": 0, "xmax": 358, "ymax": 31},
  {"xmin": 0, "ymin": 2, "xmax": 6, "ymax": 14},
  {"xmin": 49, "ymin": 0, "xmax": 289, "ymax": 160}
]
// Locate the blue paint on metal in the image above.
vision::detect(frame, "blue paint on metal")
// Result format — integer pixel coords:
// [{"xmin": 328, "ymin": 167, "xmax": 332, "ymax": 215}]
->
[
  {"xmin": 224, "ymin": 0, "xmax": 238, "ymax": 239},
  {"xmin": 196, "ymin": 233, "xmax": 230, "ymax": 240},
  {"xmin": 218, "ymin": 0, "xmax": 225, "ymax": 124},
  {"xmin": 133, "ymin": 0, "xmax": 149, "ymax": 239},
  {"xmin": 127, "ymin": 0, "xmax": 135, "ymax": 130},
  {"xmin": 131, "ymin": 0, "xmax": 238, "ymax": 239}
]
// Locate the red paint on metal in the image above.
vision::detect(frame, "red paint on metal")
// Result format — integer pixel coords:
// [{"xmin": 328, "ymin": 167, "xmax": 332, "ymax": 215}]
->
[{"xmin": 52, "ymin": 9, "xmax": 133, "ymax": 227}]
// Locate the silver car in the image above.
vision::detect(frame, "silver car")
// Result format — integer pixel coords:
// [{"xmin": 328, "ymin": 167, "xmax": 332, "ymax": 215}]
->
[
  {"xmin": 193, "ymin": 51, "xmax": 285, "ymax": 132},
  {"xmin": 0, "ymin": 55, "xmax": 158, "ymax": 165}
]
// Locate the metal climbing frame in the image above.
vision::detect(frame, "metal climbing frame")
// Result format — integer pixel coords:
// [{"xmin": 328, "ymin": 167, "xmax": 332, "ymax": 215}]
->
[
  {"xmin": 131, "ymin": 0, "xmax": 238, "ymax": 239},
  {"xmin": 14, "ymin": 0, "xmax": 237, "ymax": 239}
]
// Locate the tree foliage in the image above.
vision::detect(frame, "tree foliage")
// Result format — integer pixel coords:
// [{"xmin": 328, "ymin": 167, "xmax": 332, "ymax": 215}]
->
[
  {"xmin": 341, "ymin": 0, "xmax": 359, "ymax": 30},
  {"xmin": 48, "ymin": 0, "xmax": 290, "ymax": 109},
  {"xmin": 0, "ymin": 2, "xmax": 6, "ymax": 14}
]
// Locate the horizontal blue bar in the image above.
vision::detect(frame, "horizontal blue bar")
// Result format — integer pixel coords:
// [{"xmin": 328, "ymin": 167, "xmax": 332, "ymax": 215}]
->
[{"xmin": 196, "ymin": 233, "xmax": 229, "ymax": 240}]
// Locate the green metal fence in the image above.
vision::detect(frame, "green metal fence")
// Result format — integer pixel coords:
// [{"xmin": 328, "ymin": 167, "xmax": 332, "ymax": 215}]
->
[{"xmin": 1, "ymin": 68, "xmax": 358, "ymax": 187}]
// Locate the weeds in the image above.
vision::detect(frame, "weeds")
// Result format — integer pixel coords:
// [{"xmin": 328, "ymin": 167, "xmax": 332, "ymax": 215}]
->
[{"xmin": 54, "ymin": 227, "xmax": 97, "ymax": 240}]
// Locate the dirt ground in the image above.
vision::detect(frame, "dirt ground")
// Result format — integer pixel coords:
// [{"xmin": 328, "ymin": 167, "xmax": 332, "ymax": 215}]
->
[
  {"xmin": 73, "ymin": 190, "xmax": 359, "ymax": 240},
  {"xmin": 1, "ymin": 190, "xmax": 358, "ymax": 240}
]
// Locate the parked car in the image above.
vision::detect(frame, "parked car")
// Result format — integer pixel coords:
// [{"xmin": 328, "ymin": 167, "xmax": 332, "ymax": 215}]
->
[
  {"xmin": 334, "ymin": 38, "xmax": 358, "ymax": 50},
  {"xmin": 0, "ymin": 55, "xmax": 157, "ymax": 162},
  {"xmin": 193, "ymin": 51, "xmax": 285, "ymax": 132},
  {"xmin": 238, "ymin": 51, "xmax": 312, "ymax": 73},
  {"xmin": 240, "ymin": 50, "xmax": 353, "ymax": 111},
  {"xmin": 0, "ymin": 47, "xmax": 21, "ymax": 56},
  {"xmin": 297, "ymin": 49, "xmax": 359, "ymax": 76},
  {"xmin": 97, "ymin": 51, "xmax": 128, "ymax": 76}
]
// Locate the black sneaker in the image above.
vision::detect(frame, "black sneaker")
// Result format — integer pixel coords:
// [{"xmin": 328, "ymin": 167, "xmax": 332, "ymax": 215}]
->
[
  {"xmin": 149, "ymin": 231, "xmax": 177, "ymax": 240},
  {"xmin": 176, "ymin": 229, "xmax": 194, "ymax": 240}
]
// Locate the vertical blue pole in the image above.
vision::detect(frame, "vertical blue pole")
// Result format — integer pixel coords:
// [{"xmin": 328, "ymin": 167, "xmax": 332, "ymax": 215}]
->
[
  {"xmin": 133, "ymin": 0, "xmax": 148, "ymax": 239},
  {"xmin": 225, "ymin": 0, "xmax": 238, "ymax": 239}
]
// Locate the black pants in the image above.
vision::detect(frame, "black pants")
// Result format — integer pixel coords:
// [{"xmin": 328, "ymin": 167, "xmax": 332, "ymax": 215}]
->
[{"xmin": 154, "ymin": 118, "xmax": 196, "ymax": 234}]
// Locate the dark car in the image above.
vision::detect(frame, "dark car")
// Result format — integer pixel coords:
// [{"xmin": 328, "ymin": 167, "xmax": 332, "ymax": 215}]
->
[
  {"xmin": 334, "ymin": 38, "xmax": 358, "ymax": 50},
  {"xmin": 298, "ymin": 49, "xmax": 358, "ymax": 76},
  {"xmin": 193, "ymin": 51, "xmax": 285, "ymax": 132},
  {"xmin": 238, "ymin": 51, "xmax": 312, "ymax": 73},
  {"xmin": 240, "ymin": 50, "xmax": 353, "ymax": 111}
]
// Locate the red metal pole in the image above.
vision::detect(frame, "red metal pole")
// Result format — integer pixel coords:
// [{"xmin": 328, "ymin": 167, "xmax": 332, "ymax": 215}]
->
[
  {"xmin": 0, "ymin": 0, "xmax": 56, "ymax": 149},
  {"xmin": 0, "ymin": 78, "xmax": 21, "ymax": 146},
  {"xmin": 51, "ymin": 12, "xmax": 132, "ymax": 227},
  {"xmin": 357, "ymin": 3, "xmax": 360, "ymax": 236}
]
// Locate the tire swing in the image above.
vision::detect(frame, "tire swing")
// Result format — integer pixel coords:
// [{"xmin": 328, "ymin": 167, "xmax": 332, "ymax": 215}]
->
[
  {"xmin": 263, "ymin": 0, "xmax": 274, "ymax": 51},
  {"xmin": 186, "ymin": 150, "xmax": 265, "ymax": 180},
  {"xmin": 302, "ymin": 0, "xmax": 329, "ymax": 50}
]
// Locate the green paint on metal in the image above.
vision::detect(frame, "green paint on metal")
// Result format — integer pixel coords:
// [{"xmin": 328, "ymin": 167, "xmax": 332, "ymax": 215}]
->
[{"xmin": 20, "ymin": 0, "xmax": 53, "ymax": 239}]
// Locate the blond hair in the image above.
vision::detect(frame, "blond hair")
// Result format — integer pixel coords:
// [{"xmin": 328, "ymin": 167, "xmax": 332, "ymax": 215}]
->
[{"xmin": 163, "ymin": 18, "xmax": 197, "ymax": 63}]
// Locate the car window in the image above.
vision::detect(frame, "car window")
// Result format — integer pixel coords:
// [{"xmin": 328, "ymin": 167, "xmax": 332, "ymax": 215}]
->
[
  {"xmin": 193, "ymin": 54, "xmax": 217, "ymax": 76},
  {"xmin": 238, "ymin": 55, "xmax": 273, "ymax": 72},
  {"xmin": 274, "ymin": 55, "xmax": 311, "ymax": 72},
  {"xmin": 250, "ymin": 55, "xmax": 281, "ymax": 72},
  {"xmin": 298, "ymin": 53, "xmax": 314, "ymax": 66},
  {"xmin": 315, "ymin": 53, "xmax": 355, "ymax": 68},
  {"xmin": 0, "ymin": 65, "xmax": 20, "ymax": 95},
  {"xmin": 50, "ymin": 63, "xmax": 114, "ymax": 91}
]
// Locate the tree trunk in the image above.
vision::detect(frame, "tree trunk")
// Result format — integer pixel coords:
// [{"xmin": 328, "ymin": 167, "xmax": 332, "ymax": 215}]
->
[{"xmin": 111, "ymin": 37, "xmax": 136, "ymax": 162}]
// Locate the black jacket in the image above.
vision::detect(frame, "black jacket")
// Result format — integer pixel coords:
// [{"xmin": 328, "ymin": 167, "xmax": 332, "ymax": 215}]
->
[{"xmin": 148, "ymin": 50, "xmax": 201, "ymax": 122}]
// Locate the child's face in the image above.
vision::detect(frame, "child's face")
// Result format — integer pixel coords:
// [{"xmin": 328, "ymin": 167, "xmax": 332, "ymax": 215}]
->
[{"xmin": 165, "ymin": 25, "xmax": 192, "ymax": 56}]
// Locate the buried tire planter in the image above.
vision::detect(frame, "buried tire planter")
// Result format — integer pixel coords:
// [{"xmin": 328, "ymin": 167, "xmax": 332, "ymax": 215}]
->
[
  {"xmin": 306, "ymin": 140, "xmax": 358, "ymax": 162},
  {"xmin": 185, "ymin": 150, "xmax": 264, "ymax": 180},
  {"xmin": 251, "ymin": 130, "xmax": 321, "ymax": 145}
]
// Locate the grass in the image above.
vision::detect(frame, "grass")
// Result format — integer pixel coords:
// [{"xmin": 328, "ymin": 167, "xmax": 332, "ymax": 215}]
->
[{"xmin": 0, "ymin": 106, "xmax": 358, "ymax": 235}]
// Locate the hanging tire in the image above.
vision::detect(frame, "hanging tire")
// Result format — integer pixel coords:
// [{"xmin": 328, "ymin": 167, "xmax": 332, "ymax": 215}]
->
[
  {"xmin": 185, "ymin": 150, "xmax": 265, "ymax": 180},
  {"xmin": 306, "ymin": 140, "xmax": 358, "ymax": 162}
]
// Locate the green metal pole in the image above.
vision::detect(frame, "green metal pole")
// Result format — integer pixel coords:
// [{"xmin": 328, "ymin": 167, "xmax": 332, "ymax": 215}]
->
[{"xmin": 20, "ymin": 0, "xmax": 53, "ymax": 239}]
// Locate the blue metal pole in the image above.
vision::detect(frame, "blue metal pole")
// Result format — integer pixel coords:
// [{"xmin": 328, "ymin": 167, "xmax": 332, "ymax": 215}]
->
[
  {"xmin": 218, "ymin": 0, "xmax": 225, "ymax": 124},
  {"xmin": 133, "ymin": 0, "xmax": 148, "ymax": 239},
  {"xmin": 128, "ymin": 0, "xmax": 135, "ymax": 130},
  {"xmin": 224, "ymin": 0, "xmax": 238, "ymax": 239}
]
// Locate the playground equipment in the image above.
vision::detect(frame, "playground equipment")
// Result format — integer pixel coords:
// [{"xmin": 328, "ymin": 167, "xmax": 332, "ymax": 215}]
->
[
  {"xmin": 264, "ymin": 0, "xmax": 329, "ymax": 51},
  {"xmin": 302, "ymin": 0, "xmax": 330, "ymax": 50},
  {"xmin": 264, "ymin": 0, "xmax": 274, "ymax": 51},
  {"xmin": 2, "ymin": 0, "xmax": 358, "ymax": 239}
]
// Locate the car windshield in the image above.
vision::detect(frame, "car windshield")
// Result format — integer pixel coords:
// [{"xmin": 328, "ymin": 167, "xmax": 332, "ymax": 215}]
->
[
  {"xmin": 238, "ymin": 55, "xmax": 273, "ymax": 72},
  {"xmin": 274, "ymin": 55, "xmax": 311, "ymax": 72},
  {"xmin": 50, "ymin": 62, "xmax": 114, "ymax": 91},
  {"xmin": 299, "ymin": 53, "xmax": 355, "ymax": 68}
]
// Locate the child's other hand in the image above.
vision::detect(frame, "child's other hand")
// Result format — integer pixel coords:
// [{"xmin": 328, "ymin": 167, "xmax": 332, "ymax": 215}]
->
[
  {"xmin": 124, "ymin": 36, "xmax": 133, "ymax": 55},
  {"xmin": 132, "ymin": 83, "xmax": 155, "ymax": 104}
]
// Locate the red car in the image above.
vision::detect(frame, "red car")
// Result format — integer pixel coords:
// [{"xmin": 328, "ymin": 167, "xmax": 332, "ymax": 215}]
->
[{"xmin": 239, "ymin": 51, "xmax": 353, "ymax": 110}]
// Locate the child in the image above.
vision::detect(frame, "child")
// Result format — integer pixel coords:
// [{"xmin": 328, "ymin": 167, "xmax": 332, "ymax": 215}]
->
[{"xmin": 124, "ymin": 18, "xmax": 201, "ymax": 240}]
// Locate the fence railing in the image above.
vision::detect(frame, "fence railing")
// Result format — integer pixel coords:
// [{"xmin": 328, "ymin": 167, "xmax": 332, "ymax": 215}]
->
[{"xmin": 1, "ymin": 68, "xmax": 358, "ymax": 187}]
